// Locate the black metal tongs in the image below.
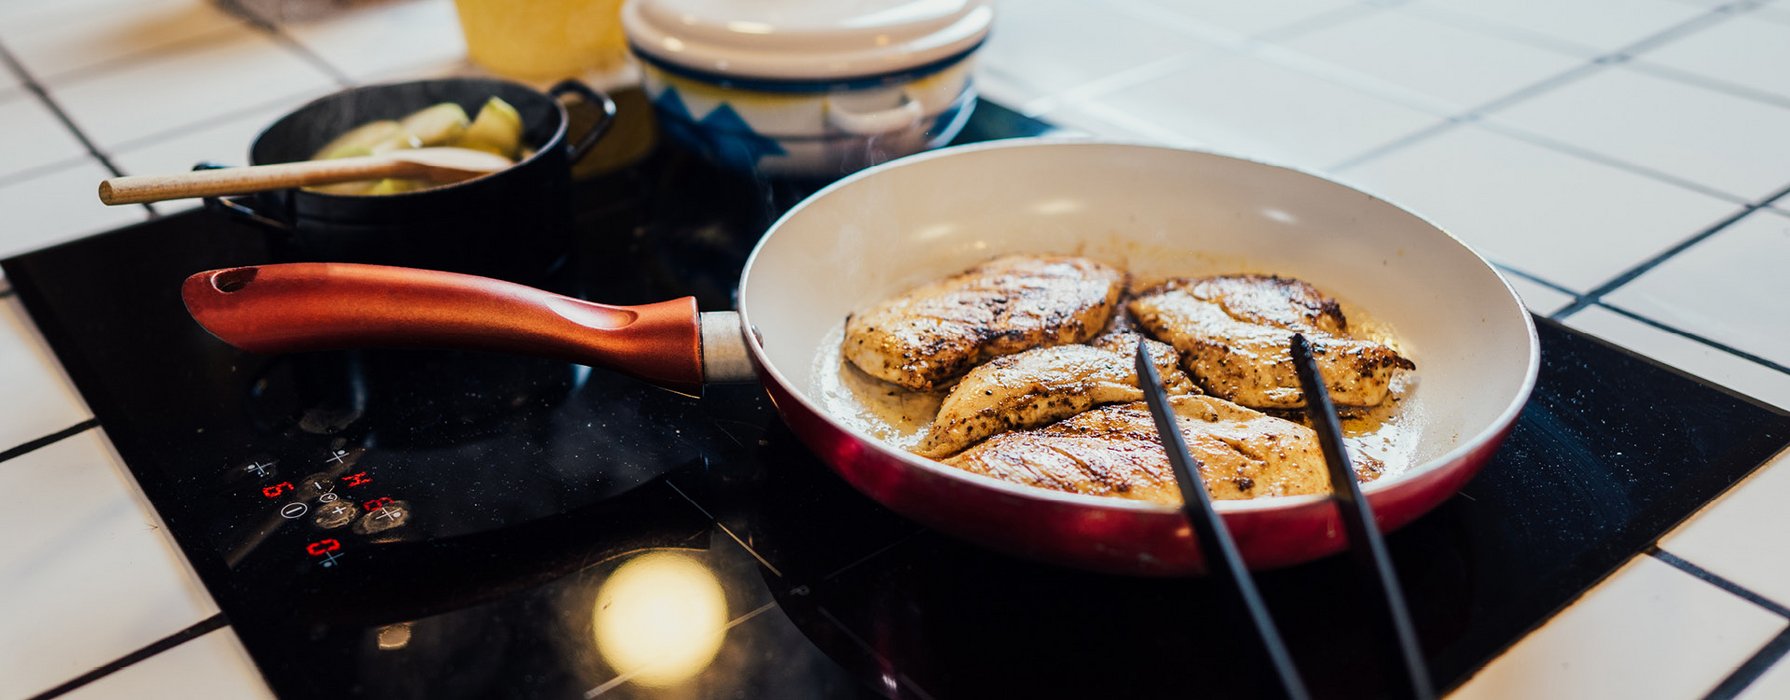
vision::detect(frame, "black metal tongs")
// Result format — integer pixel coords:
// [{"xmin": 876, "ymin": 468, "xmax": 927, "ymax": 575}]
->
[{"xmin": 1135, "ymin": 335, "xmax": 1435, "ymax": 700}]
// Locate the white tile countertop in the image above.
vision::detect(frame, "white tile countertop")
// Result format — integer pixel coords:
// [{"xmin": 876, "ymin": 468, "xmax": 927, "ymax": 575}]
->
[{"xmin": 2, "ymin": 0, "xmax": 1788, "ymax": 697}]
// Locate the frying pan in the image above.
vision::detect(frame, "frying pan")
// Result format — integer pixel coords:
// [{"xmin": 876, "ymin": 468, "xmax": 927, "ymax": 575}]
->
[{"xmin": 182, "ymin": 140, "xmax": 1539, "ymax": 576}]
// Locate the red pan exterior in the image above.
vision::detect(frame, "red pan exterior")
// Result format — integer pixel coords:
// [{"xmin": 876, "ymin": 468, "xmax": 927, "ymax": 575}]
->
[
  {"xmin": 178, "ymin": 260, "xmax": 1521, "ymax": 576},
  {"xmin": 758, "ymin": 355, "xmax": 1513, "ymax": 576}
]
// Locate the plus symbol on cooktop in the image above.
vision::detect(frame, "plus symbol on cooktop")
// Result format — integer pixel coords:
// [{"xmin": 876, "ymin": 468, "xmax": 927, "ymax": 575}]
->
[
  {"xmin": 325, "ymin": 450, "xmax": 349, "ymax": 465},
  {"xmin": 243, "ymin": 460, "xmax": 276, "ymax": 477},
  {"xmin": 375, "ymin": 506, "xmax": 403, "ymax": 521},
  {"xmin": 316, "ymin": 551, "xmax": 344, "ymax": 568}
]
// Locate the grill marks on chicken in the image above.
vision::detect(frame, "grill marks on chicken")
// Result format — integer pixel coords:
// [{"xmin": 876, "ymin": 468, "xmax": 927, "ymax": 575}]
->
[
  {"xmin": 843, "ymin": 256, "xmax": 1126, "ymax": 391},
  {"xmin": 943, "ymin": 395, "xmax": 1382, "ymax": 504},
  {"xmin": 838, "ymin": 259, "xmax": 1412, "ymax": 502},
  {"xmin": 1130, "ymin": 275, "xmax": 1413, "ymax": 409},
  {"xmin": 913, "ymin": 332, "xmax": 1195, "ymax": 458}
]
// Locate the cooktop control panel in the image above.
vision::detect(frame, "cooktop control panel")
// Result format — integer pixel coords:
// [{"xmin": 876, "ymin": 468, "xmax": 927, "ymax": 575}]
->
[{"xmin": 232, "ymin": 447, "xmax": 390, "ymax": 571}]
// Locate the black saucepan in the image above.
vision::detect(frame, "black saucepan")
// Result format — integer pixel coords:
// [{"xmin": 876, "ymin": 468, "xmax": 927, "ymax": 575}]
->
[{"xmin": 201, "ymin": 77, "xmax": 614, "ymax": 282}]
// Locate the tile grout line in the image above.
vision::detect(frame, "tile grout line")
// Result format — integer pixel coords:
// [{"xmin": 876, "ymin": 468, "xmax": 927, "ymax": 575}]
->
[
  {"xmin": 1252, "ymin": 1, "xmax": 1391, "ymax": 43},
  {"xmin": 1590, "ymin": 302, "xmax": 1790, "ymax": 376},
  {"xmin": 0, "ymin": 154, "xmax": 99, "ymax": 190},
  {"xmin": 216, "ymin": 0, "xmax": 356, "ymax": 88},
  {"xmin": 1705, "ymin": 626, "xmax": 1790, "ymax": 700},
  {"xmin": 1625, "ymin": 60, "xmax": 1790, "ymax": 112},
  {"xmin": 0, "ymin": 43, "xmax": 119, "ymax": 178},
  {"xmin": 1018, "ymin": 52, "xmax": 1198, "ymax": 117},
  {"xmin": 0, "ymin": 41, "xmax": 155, "ymax": 219},
  {"xmin": 1648, "ymin": 547, "xmax": 1790, "ymax": 699},
  {"xmin": 1329, "ymin": 1, "xmax": 1753, "ymax": 174},
  {"xmin": 0, "ymin": 418, "xmax": 99, "ymax": 465},
  {"xmin": 1552, "ymin": 179, "xmax": 1790, "ymax": 321},
  {"xmin": 1492, "ymin": 263, "xmax": 1580, "ymax": 297},
  {"xmin": 1651, "ymin": 549, "xmax": 1790, "ymax": 619},
  {"xmin": 1057, "ymin": 0, "xmax": 1407, "ymax": 118},
  {"xmin": 24, "ymin": 25, "xmax": 248, "ymax": 90},
  {"xmin": 100, "ymin": 88, "xmax": 340, "ymax": 159},
  {"xmin": 1327, "ymin": 56, "xmax": 1615, "ymax": 172},
  {"xmin": 24, "ymin": 613, "xmax": 229, "ymax": 700},
  {"xmin": 1471, "ymin": 118, "xmax": 1751, "ymax": 205},
  {"xmin": 1508, "ymin": 222, "xmax": 1790, "ymax": 380},
  {"xmin": 1389, "ymin": 2, "xmax": 1605, "ymax": 56}
]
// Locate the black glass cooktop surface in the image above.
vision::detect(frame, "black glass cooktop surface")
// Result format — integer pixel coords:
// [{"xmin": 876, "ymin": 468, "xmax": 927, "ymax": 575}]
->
[{"xmin": 7, "ymin": 98, "xmax": 1790, "ymax": 699}]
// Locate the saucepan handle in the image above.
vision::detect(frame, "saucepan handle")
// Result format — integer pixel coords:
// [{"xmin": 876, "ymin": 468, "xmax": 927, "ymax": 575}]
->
[
  {"xmin": 194, "ymin": 162, "xmax": 294, "ymax": 233},
  {"xmin": 547, "ymin": 79, "xmax": 617, "ymax": 163},
  {"xmin": 181, "ymin": 263, "xmax": 707, "ymax": 395}
]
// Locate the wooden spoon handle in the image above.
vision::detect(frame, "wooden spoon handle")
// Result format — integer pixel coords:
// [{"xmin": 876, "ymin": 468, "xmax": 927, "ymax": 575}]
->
[{"xmin": 97, "ymin": 156, "xmax": 412, "ymax": 205}]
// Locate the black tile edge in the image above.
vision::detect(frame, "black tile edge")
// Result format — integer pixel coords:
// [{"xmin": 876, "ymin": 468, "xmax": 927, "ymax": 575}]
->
[
  {"xmin": 1531, "ymin": 316, "xmax": 1790, "ymax": 420},
  {"xmin": 1493, "ymin": 263, "xmax": 1579, "ymax": 298},
  {"xmin": 0, "ymin": 418, "xmax": 99, "ymax": 465},
  {"xmin": 1650, "ymin": 549, "xmax": 1790, "ymax": 619},
  {"xmin": 1705, "ymin": 627, "xmax": 1790, "ymax": 700},
  {"xmin": 1552, "ymin": 195, "xmax": 1787, "ymax": 320},
  {"xmin": 25, "ymin": 614, "xmax": 229, "ymax": 700},
  {"xmin": 1589, "ymin": 303, "xmax": 1790, "ymax": 375}
]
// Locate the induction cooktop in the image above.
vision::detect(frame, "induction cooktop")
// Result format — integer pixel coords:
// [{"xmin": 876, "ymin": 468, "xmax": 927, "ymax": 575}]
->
[{"xmin": 6, "ymin": 96, "xmax": 1789, "ymax": 699}]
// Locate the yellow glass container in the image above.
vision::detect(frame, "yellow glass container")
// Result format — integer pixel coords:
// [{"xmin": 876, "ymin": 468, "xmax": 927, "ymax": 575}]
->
[{"xmin": 454, "ymin": 0, "xmax": 628, "ymax": 81}]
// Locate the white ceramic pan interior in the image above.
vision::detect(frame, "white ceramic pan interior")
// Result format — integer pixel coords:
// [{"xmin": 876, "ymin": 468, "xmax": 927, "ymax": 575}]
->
[{"xmin": 738, "ymin": 139, "xmax": 1538, "ymax": 512}]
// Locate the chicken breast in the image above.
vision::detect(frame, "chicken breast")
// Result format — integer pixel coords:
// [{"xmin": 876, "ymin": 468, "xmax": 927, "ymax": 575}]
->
[
  {"xmin": 913, "ymin": 332, "xmax": 1195, "ymax": 458},
  {"xmin": 1130, "ymin": 275, "xmax": 1413, "ymax": 409},
  {"xmin": 843, "ymin": 255, "xmax": 1126, "ymax": 391},
  {"xmin": 943, "ymin": 395, "xmax": 1382, "ymax": 504}
]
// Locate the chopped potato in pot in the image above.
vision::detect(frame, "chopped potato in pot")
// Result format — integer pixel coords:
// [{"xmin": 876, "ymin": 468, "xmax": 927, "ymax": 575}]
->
[{"xmin": 305, "ymin": 98, "xmax": 526, "ymax": 195}]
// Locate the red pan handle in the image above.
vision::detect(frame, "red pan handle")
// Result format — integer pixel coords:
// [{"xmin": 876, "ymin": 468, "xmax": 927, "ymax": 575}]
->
[{"xmin": 181, "ymin": 263, "xmax": 705, "ymax": 395}]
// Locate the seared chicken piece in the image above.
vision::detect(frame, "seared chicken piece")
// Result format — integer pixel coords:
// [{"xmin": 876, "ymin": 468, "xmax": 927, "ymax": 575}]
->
[
  {"xmin": 943, "ymin": 395, "xmax": 1382, "ymax": 504},
  {"xmin": 844, "ymin": 255, "xmax": 1126, "ymax": 391},
  {"xmin": 1130, "ymin": 275, "xmax": 1413, "ymax": 409},
  {"xmin": 913, "ymin": 332, "xmax": 1195, "ymax": 458}
]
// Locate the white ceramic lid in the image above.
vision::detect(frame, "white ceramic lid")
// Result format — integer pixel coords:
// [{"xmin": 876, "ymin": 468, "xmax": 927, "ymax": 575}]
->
[{"xmin": 622, "ymin": 0, "xmax": 993, "ymax": 82}]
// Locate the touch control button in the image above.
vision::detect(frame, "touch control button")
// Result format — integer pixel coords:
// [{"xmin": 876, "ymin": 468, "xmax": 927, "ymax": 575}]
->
[{"xmin": 313, "ymin": 501, "xmax": 358, "ymax": 530}]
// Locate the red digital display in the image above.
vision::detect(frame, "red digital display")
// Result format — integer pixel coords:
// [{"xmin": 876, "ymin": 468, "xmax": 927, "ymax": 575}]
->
[
  {"xmin": 363, "ymin": 496, "xmax": 395, "ymax": 512},
  {"xmin": 341, "ymin": 472, "xmax": 372, "ymax": 488},
  {"xmin": 306, "ymin": 539, "xmax": 341, "ymax": 556},
  {"xmin": 261, "ymin": 481, "xmax": 294, "ymax": 499}
]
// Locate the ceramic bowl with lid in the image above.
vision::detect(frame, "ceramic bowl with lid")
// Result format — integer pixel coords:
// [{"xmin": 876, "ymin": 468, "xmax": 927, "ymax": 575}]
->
[{"xmin": 622, "ymin": 0, "xmax": 993, "ymax": 177}]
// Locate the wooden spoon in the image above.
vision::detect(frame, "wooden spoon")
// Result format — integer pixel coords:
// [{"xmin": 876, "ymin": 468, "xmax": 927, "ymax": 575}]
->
[{"xmin": 97, "ymin": 147, "xmax": 515, "ymax": 205}]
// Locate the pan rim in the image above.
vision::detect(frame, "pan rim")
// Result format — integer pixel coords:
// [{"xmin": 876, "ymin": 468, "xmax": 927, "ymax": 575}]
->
[{"xmin": 736, "ymin": 138, "xmax": 1541, "ymax": 516}]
